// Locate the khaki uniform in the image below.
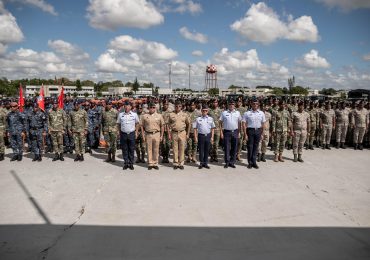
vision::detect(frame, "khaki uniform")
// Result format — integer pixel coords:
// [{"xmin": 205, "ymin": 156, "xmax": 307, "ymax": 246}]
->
[
  {"xmin": 186, "ymin": 110, "xmax": 201, "ymax": 161},
  {"xmin": 102, "ymin": 108, "xmax": 118, "ymax": 154},
  {"xmin": 208, "ymin": 107, "xmax": 222, "ymax": 160},
  {"xmin": 287, "ymin": 105, "xmax": 298, "ymax": 147},
  {"xmin": 292, "ymin": 111, "xmax": 310, "ymax": 155},
  {"xmin": 307, "ymin": 108, "xmax": 318, "ymax": 147},
  {"xmin": 141, "ymin": 112, "xmax": 164, "ymax": 166},
  {"xmin": 48, "ymin": 109, "xmax": 67, "ymax": 154},
  {"xmin": 335, "ymin": 108, "xmax": 350, "ymax": 143},
  {"xmin": 69, "ymin": 109, "xmax": 88, "ymax": 155},
  {"xmin": 320, "ymin": 109, "xmax": 335, "ymax": 145},
  {"xmin": 352, "ymin": 108, "xmax": 369, "ymax": 144},
  {"xmin": 258, "ymin": 111, "xmax": 271, "ymax": 154},
  {"xmin": 272, "ymin": 109, "xmax": 291, "ymax": 154},
  {"xmin": 168, "ymin": 111, "xmax": 190, "ymax": 166},
  {"xmin": 237, "ymin": 106, "xmax": 247, "ymax": 157}
]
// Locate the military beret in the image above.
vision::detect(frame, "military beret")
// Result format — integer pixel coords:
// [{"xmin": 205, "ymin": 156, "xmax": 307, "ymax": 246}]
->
[
  {"xmin": 53, "ymin": 99, "xmax": 58, "ymax": 104},
  {"xmin": 228, "ymin": 99, "xmax": 235, "ymax": 104},
  {"xmin": 148, "ymin": 102, "xmax": 155, "ymax": 107},
  {"xmin": 202, "ymin": 104, "xmax": 209, "ymax": 110},
  {"xmin": 124, "ymin": 101, "xmax": 131, "ymax": 106}
]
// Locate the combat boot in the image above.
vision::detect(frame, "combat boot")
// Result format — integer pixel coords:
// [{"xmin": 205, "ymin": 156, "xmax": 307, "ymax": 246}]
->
[
  {"xmin": 354, "ymin": 143, "xmax": 358, "ymax": 150},
  {"xmin": 309, "ymin": 145, "xmax": 314, "ymax": 150},
  {"xmin": 326, "ymin": 144, "xmax": 331, "ymax": 150},
  {"xmin": 80, "ymin": 154, "xmax": 84, "ymax": 161},
  {"xmin": 69, "ymin": 146, "xmax": 73, "ymax": 154},
  {"xmin": 59, "ymin": 153, "xmax": 64, "ymax": 161},
  {"xmin": 257, "ymin": 153, "xmax": 261, "ymax": 162},
  {"xmin": 0, "ymin": 153, "xmax": 4, "ymax": 161},
  {"xmin": 298, "ymin": 154, "xmax": 304, "ymax": 162},
  {"xmin": 278, "ymin": 153, "xmax": 284, "ymax": 162},
  {"xmin": 10, "ymin": 154, "xmax": 18, "ymax": 161},
  {"xmin": 274, "ymin": 154, "xmax": 279, "ymax": 162},
  {"xmin": 38, "ymin": 155, "xmax": 42, "ymax": 161},
  {"xmin": 141, "ymin": 153, "xmax": 146, "ymax": 163},
  {"xmin": 74, "ymin": 154, "xmax": 80, "ymax": 161},
  {"xmin": 191, "ymin": 154, "xmax": 197, "ymax": 163},
  {"xmin": 336, "ymin": 142, "xmax": 340, "ymax": 149},
  {"xmin": 341, "ymin": 142, "xmax": 346, "ymax": 149},
  {"xmin": 105, "ymin": 152, "xmax": 112, "ymax": 162},
  {"xmin": 111, "ymin": 152, "xmax": 116, "ymax": 162},
  {"xmin": 293, "ymin": 154, "xmax": 298, "ymax": 162},
  {"xmin": 17, "ymin": 154, "xmax": 22, "ymax": 161},
  {"xmin": 236, "ymin": 153, "xmax": 241, "ymax": 162},
  {"xmin": 136, "ymin": 150, "xmax": 141, "ymax": 163},
  {"xmin": 359, "ymin": 144, "xmax": 363, "ymax": 150},
  {"xmin": 32, "ymin": 154, "xmax": 38, "ymax": 162},
  {"xmin": 261, "ymin": 153, "xmax": 266, "ymax": 162},
  {"xmin": 52, "ymin": 153, "xmax": 59, "ymax": 161}
]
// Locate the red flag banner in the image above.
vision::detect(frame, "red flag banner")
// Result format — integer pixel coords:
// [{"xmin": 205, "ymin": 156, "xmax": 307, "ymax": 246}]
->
[
  {"xmin": 58, "ymin": 85, "xmax": 64, "ymax": 109},
  {"xmin": 18, "ymin": 83, "xmax": 24, "ymax": 112},
  {"xmin": 37, "ymin": 84, "xmax": 45, "ymax": 111}
]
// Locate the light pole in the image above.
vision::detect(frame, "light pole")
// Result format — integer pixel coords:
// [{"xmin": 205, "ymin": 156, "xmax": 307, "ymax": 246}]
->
[{"xmin": 168, "ymin": 62, "xmax": 172, "ymax": 90}]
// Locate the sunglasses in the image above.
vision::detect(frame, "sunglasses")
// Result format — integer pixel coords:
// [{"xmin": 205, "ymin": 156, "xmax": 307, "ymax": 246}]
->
[
  {"xmin": 11, "ymin": 105, "xmax": 18, "ymax": 107},
  {"xmin": 150, "ymin": 107, "xmax": 156, "ymax": 108}
]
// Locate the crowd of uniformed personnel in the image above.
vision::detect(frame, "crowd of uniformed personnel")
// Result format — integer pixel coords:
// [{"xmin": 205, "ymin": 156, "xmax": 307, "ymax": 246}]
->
[{"xmin": 0, "ymin": 95, "xmax": 369, "ymax": 170}]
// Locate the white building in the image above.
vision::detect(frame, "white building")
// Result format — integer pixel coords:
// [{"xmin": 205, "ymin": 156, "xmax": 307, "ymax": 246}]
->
[
  {"xmin": 26, "ymin": 85, "xmax": 95, "ymax": 98},
  {"xmin": 221, "ymin": 87, "xmax": 272, "ymax": 97}
]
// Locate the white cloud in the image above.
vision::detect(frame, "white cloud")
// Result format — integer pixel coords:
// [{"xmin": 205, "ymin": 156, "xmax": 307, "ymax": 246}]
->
[
  {"xmin": 297, "ymin": 49, "xmax": 330, "ymax": 69},
  {"xmin": 95, "ymin": 52, "xmax": 128, "ymax": 73},
  {"xmin": 155, "ymin": 0, "xmax": 202, "ymax": 15},
  {"xmin": 23, "ymin": 0, "xmax": 58, "ymax": 16},
  {"xmin": 213, "ymin": 48, "xmax": 263, "ymax": 70},
  {"xmin": 87, "ymin": 0, "xmax": 164, "ymax": 30},
  {"xmin": 191, "ymin": 50, "xmax": 203, "ymax": 57},
  {"xmin": 0, "ymin": 2, "xmax": 24, "ymax": 52},
  {"xmin": 179, "ymin": 27, "xmax": 208, "ymax": 44},
  {"xmin": 362, "ymin": 53, "xmax": 370, "ymax": 61},
  {"xmin": 48, "ymin": 39, "xmax": 90, "ymax": 60},
  {"xmin": 315, "ymin": 0, "xmax": 370, "ymax": 11},
  {"xmin": 230, "ymin": 2, "xmax": 319, "ymax": 44}
]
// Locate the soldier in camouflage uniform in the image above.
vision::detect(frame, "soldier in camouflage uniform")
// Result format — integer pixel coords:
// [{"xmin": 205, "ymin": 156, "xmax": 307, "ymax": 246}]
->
[
  {"xmin": 63, "ymin": 95, "xmax": 74, "ymax": 153},
  {"xmin": 6, "ymin": 102, "xmax": 27, "ymax": 161},
  {"xmin": 69, "ymin": 101, "xmax": 88, "ymax": 161},
  {"xmin": 0, "ymin": 102, "xmax": 7, "ymax": 161},
  {"xmin": 351, "ymin": 101, "xmax": 369, "ymax": 150},
  {"xmin": 186, "ymin": 101, "xmax": 200, "ymax": 163},
  {"xmin": 236, "ymin": 99, "xmax": 247, "ymax": 161},
  {"xmin": 335, "ymin": 101, "xmax": 350, "ymax": 149},
  {"xmin": 209, "ymin": 99, "xmax": 222, "ymax": 162},
  {"xmin": 292, "ymin": 102, "xmax": 310, "ymax": 162},
  {"xmin": 286, "ymin": 99, "xmax": 297, "ymax": 150},
  {"xmin": 135, "ymin": 105, "xmax": 146, "ymax": 163},
  {"xmin": 316, "ymin": 102, "xmax": 324, "ymax": 148},
  {"xmin": 306, "ymin": 102, "xmax": 318, "ymax": 150},
  {"xmin": 159, "ymin": 100, "xmax": 171, "ymax": 163},
  {"xmin": 319, "ymin": 102, "xmax": 336, "ymax": 150},
  {"xmin": 271, "ymin": 100, "xmax": 292, "ymax": 162},
  {"xmin": 48, "ymin": 100, "xmax": 67, "ymax": 161},
  {"xmin": 101, "ymin": 100, "xmax": 118, "ymax": 162},
  {"xmin": 85, "ymin": 101, "xmax": 100, "ymax": 154},
  {"xmin": 27, "ymin": 103, "xmax": 47, "ymax": 161},
  {"xmin": 257, "ymin": 103, "xmax": 271, "ymax": 162}
]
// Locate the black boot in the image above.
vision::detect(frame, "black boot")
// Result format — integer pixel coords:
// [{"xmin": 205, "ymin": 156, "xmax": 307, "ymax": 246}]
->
[
  {"xmin": 336, "ymin": 142, "xmax": 340, "ymax": 149},
  {"xmin": 341, "ymin": 142, "xmax": 346, "ymax": 149},
  {"xmin": 257, "ymin": 153, "xmax": 261, "ymax": 162},
  {"xmin": 105, "ymin": 152, "xmax": 112, "ymax": 162},
  {"xmin": 32, "ymin": 154, "xmax": 38, "ymax": 162},
  {"xmin": 17, "ymin": 154, "xmax": 22, "ymax": 161},
  {"xmin": 141, "ymin": 152, "xmax": 145, "ymax": 163},
  {"xmin": 0, "ymin": 153, "xmax": 4, "ymax": 161},
  {"xmin": 74, "ymin": 154, "xmax": 80, "ymax": 161},
  {"xmin": 293, "ymin": 154, "xmax": 298, "ymax": 162},
  {"xmin": 298, "ymin": 154, "xmax": 304, "ymax": 163},
  {"xmin": 52, "ymin": 153, "xmax": 59, "ymax": 161},
  {"xmin": 261, "ymin": 153, "xmax": 266, "ymax": 162},
  {"xmin": 354, "ymin": 143, "xmax": 358, "ymax": 150},
  {"xmin": 80, "ymin": 154, "xmax": 84, "ymax": 161},
  {"xmin": 326, "ymin": 144, "xmax": 331, "ymax": 150},
  {"xmin": 59, "ymin": 153, "xmax": 64, "ymax": 161},
  {"xmin": 38, "ymin": 154, "xmax": 42, "ymax": 161},
  {"xmin": 10, "ymin": 154, "xmax": 18, "ymax": 161},
  {"xmin": 111, "ymin": 152, "xmax": 116, "ymax": 162},
  {"xmin": 69, "ymin": 146, "xmax": 73, "ymax": 154},
  {"xmin": 309, "ymin": 144, "xmax": 314, "ymax": 150},
  {"xmin": 359, "ymin": 144, "xmax": 363, "ymax": 150}
]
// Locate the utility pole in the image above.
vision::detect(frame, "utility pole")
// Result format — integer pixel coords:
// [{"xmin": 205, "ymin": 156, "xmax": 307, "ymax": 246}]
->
[
  {"xmin": 188, "ymin": 64, "xmax": 191, "ymax": 90},
  {"xmin": 168, "ymin": 62, "xmax": 172, "ymax": 90}
]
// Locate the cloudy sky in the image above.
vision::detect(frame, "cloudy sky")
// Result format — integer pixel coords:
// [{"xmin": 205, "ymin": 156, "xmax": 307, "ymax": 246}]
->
[{"xmin": 0, "ymin": 0, "xmax": 369, "ymax": 90}]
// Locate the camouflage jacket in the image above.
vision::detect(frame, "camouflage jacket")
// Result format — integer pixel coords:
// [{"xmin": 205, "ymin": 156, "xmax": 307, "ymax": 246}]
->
[
  {"xmin": 48, "ymin": 109, "xmax": 67, "ymax": 132},
  {"xmin": 271, "ymin": 109, "xmax": 291, "ymax": 132},
  {"xmin": 69, "ymin": 109, "xmax": 88, "ymax": 133},
  {"xmin": 102, "ymin": 108, "xmax": 118, "ymax": 133}
]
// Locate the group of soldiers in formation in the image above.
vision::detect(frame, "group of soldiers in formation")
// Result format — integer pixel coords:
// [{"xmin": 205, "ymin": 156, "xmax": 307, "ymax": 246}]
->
[{"xmin": 0, "ymin": 95, "xmax": 369, "ymax": 170}]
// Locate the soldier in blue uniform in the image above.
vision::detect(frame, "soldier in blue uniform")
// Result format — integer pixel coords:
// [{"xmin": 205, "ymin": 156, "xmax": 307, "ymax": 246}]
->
[
  {"xmin": 23, "ymin": 99, "xmax": 33, "ymax": 152},
  {"xmin": 85, "ymin": 101, "xmax": 101, "ymax": 153},
  {"xmin": 28, "ymin": 103, "xmax": 47, "ymax": 161},
  {"xmin": 6, "ymin": 102, "xmax": 27, "ymax": 161}
]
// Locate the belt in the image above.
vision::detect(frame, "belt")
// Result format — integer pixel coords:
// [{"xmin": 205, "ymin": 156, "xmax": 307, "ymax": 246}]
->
[
  {"xmin": 198, "ymin": 133, "xmax": 211, "ymax": 136},
  {"xmin": 121, "ymin": 131, "xmax": 135, "ymax": 134},
  {"xmin": 223, "ymin": 129, "xmax": 238, "ymax": 133},
  {"xmin": 172, "ymin": 129, "xmax": 185, "ymax": 132},
  {"xmin": 247, "ymin": 127, "xmax": 262, "ymax": 130},
  {"xmin": 145, "ymin": 131, "xmax": 159, "ymax": 134}
]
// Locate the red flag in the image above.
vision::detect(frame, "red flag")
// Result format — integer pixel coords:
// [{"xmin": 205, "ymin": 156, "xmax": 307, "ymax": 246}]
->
[
  {"xmin": 58, "ymin": 85, "xmax": 64, "ymax": 109},
  {"xmin": 18, "ymin": 83, "xmax": 24, "ymax": 112},
  {"xmin": 37, "ymin": 84, "xmax": 45, "ymax": 111}
]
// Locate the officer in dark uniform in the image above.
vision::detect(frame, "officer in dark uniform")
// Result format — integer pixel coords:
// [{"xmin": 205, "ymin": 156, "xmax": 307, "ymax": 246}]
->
[
  {"xmin": 28, "ymin": 103, "xmax": 47, "ymax": 161},
  {"xmin": 6, "ymin": 102, "xmax": 27, "ymax": 161}
]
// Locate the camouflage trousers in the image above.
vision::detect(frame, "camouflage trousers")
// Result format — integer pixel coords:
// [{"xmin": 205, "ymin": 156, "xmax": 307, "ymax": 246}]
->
[
  {"xmin": 135, "ymin": 134, "xmax": 145, "ymax": 159},
  {"xmin": 293, "ymin": 130, "xmax": 307, "ymax": 155},
  {"xmin": 30, "ymin": 129, "xmax": 43, "ymax": 155},
  {"xmin": 306, "ymin": 126, "xmax": 317, "ymax": 146},
  {"xmin": 51, "ymin": 131, "xmax": 64, "ymax": 154},
  {"xmin": 353, "ymin": 127, "xmax": 366, "ymax": 144},
  {"xmin": 336, "ymin": 123, "xmax": 348, "ymax": 143},
  {"xmin": 258, "ymin": 130, "xmax": 270, "ymax": 154},
  {"xmin": 237, "ymin": 132, "xmax": 245, "ymax": 156},
  {"xmin": 0, "ymin": 130, "xmax": 4, "ymax": 154},
  {"xmin": 160, "ymin": 131, "xmax": 171, "ymax": 159},
  {"xmin": 321, "ymin": 125, "xmax": 333, "ymax": 145},
  {"xmin": 273, "ymin": 131, "xmax": 287, "ymax": 154},
  {"xmin": 73, "ymin": 132, "xmax": 86, "ymax": 155},
  {"xmin": 210, "ymin": 130, "xmax": 220, "ymax": 159},
  {"xmin": 186, "ymin": 133, "xmax": 197, "ymax": 158},
  {"xmin": 63, "ymin": 131, "xmax": 74, "ymax": 148},
  {"xmin": 104, "ymin": 131, "xmax": 117, "ymax": 154},
  {"xmin": 10, "ymin": 133, "xmax": 23, "ymax": 155}
]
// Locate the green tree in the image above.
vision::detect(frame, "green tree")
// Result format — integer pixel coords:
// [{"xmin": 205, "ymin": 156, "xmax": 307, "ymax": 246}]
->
[
  {"xmin": 72, "ymin": 92, "xmax": 78, "ymax": 98},
  {"xmin": 83, "ymin": 92, "xmax": 89, "ymax": 98},
  {"xmin": 81, "ymin": 80, "xmax": 95, "ymax": 86},
  {"xmin": 290, "ymin": 86, "xmax": 308, "ymax": 96},
  {"xmin": 208, "ymin": 88, "xmax": 219, "ymax": 96},
  {"xmin": 228, "ymin": 84, "xmax": 239, "ymax": 89},
  {"xmin": 112, "ymin": 80, "xmax": 124, "ymax": 87},
  {"xmin": 319, "ymin": 88, "xmax": 337, "ymax": 96},
  {"xmin": 132, "ymin": 77, "xmax": 140, "ymax": 94},
  {"xmin": 271, "ymin": 87, "xmax": 284, "ymax": 96},
  {"xmin": 96, "ymin": 91, "xmax": 102, "ymax": 97},
  {"xmin": 76, "ymin": 79, "xmax": 82, "ymax": 91}
]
